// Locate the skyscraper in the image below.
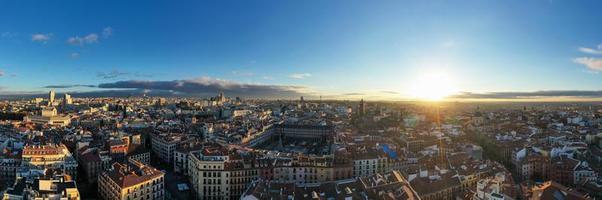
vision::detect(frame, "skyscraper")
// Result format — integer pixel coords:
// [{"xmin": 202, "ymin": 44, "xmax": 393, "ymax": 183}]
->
[
  {"xmin": 218, "ymin": 90, "xmax": 226, "ymax": 103},
  {"xmin": 48, "ymin": 90, "xmax": 56, "ymax": 105},
  {"xmin": 63, "ymin": 93, "xmax": 72, "ymax": 105},
  {"xmin": 359, "ymin": 99, "xmax": 366, "ymax": 116}
]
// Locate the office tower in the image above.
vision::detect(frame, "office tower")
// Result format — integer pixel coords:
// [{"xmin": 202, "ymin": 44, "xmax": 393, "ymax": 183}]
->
[
  {"xmin": 63, "ymin": 93, "xmax": 72, "ymax": 105},
  {"xmin": 49, "ymin": 90, "xmax": 56, "ymax": 105},
  {"xmin": 359, "ymin": 99, "xmax": 366, "ymax": 116}
]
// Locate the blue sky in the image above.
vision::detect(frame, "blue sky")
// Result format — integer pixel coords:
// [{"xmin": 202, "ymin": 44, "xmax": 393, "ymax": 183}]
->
[{"xmin": 1, "ymin": 0, "xmax": 602, "ymax": 100}]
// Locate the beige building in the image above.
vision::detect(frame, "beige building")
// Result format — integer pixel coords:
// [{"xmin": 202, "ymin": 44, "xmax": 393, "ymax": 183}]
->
[
  {"xmin": 188, "ymin": 143, "xmax": 352, "ymax": 200},
  {"xmin": 98, "ymin": 159, "xmax": 165, "ymax": 200},
  {"xmin": 21, "ymin": 144, "xmax": 78, "ymax": 179},
  {"xmin": 24, "ymin": 107, "xmax": 71, "ymax": 127}
]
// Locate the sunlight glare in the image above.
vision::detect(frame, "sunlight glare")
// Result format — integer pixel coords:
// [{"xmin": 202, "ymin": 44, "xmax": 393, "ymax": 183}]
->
[{"xmin": 408, "ymin": 71, "xmax": 458, "ymax": 101}]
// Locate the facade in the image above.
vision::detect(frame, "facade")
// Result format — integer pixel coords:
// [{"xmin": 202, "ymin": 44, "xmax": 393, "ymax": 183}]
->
[
  {"xmin": 127, "ymin": 145, "xmax": 151, "ymax": 165},
  {"xmin": 188, "ymin": 143, "xmax": 358, "ymax": 200},
  {"xmin": 151, "ymin": 133, "xmax": 190, "ymax": 164},
  {"xmin": 98, "ymin": 159, "xmax": 165, "ymax": 200},
  {"xmin": 242, "ymin": 171, "xmax": 420, "ymax": 200},
  {"xmin": 274, "ymin": 124, "xmax": 335, "ymax": 143},
  {"xmin": 550, "ymin": 156, "xmax": 579, "ymax": 187},
  {"xmin": 351, "ymin": 148, "xmax": 389, "ymax": 178},
  {"xmin": 77, "ymin": 147, "xmax": 112, "ymax": 184},
  {"xmin": 4, "ymin": 170, "xmax": 80, "ymax": 200},
  {"xmin": 573, "ymin": 161, "xmax": 597, "ymax": 185},
  {"xmin": 21, "ymin": 144, "xmax": 78, "ymax": 179},
  {"xmin": 24, "ymin": 107, "xmax": 71, "ymax": 127},
  {"xmin": 173, "ymin": 141, "xmax": 203, "ymax": 175},
  {"xmin": 512, "ymin": 146, "xmax": 550, "ymax": 181},
  {"xmin": 523, "ymin": 181, "xmax": 591, "ymax": 200},
  {"xmin": 63, "ymin": 93, "xmax": 73, "ymax": 105},
  {"xmin": 49, "ymin": 90, "xmax": 55, "ymax": 105},
  {"xmin": 0, "ymin": 158, "xmax": 21, "ymax": 188},
  {"xmin": 187, "ymin": 144, "xmax": 252, "ymax": 200},
  {"xmin": 474, "ymin": 172, "xmax": 516, "ymax": 200}
]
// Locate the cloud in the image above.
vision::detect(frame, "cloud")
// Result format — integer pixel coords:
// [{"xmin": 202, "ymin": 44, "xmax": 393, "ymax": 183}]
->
[
  {"xmin": 44, "ymin": 84, "xmax": 96, "ymax": 89},
  {"xmin": 342, "ymin": 93, "xmax": 365, "ymax": 96},
  {"xmin": 0, "ymin": 70, "xmax": 4, "ymax": 77},
  {"xmin": 379, "ymin": 90, "xmax": 399, "ymax": 94},
  {"xmin": 31, "ymin": 33, "xmax": 51, "ymax": 43},
  {"xmin": 578, "ymin": 44, "xmax": 602, "ymax": 55},
  {"xmin": 84, "ymin": 34, "xmax": 99, "ymax": 43},
  {"xmin": 289, "ymin": 73, "xmax": 312, "ymax": 79},
  {"xmin": 97, "ymin": 70, "xmax": 130, "ymax": 79},
  {"xmin": 574, "ymin": 57, "xmax": 602, "ymax": 71},
  {"xmin": 579, "ymin": 47, "xmax": 602, "ymax": 55},
  {"xmin": 70, "ymin": 52, "xmax": 80, "ymax": 59},
  {"xmin": 231, "ymin": 70, "xmax": 254, "ymax": 77},
  {"xmin": 68, "ymin": 33, "xmax": 99, "ymax": 46},
  {"xmin": 102, "ymin": 27, "xmax": 113, "ymax": 38},
  {"xmin": 97, "ymin": 77, "xmax": 311, "ymax": 98},
  {"xmin": 68, "ymin": 27, "xmax": 112, "ymax": 46},
  {"xmin": 451, "ymin": 90, "xmax": 602, "ymax": 99},
  {"xmin": 96, "ymin": 70, "xmax": 153, "ymax": 79}
]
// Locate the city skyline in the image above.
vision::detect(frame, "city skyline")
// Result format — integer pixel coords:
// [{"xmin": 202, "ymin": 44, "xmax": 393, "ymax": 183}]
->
[{"xmin": 2, "ymin": 0, "xmax": 602, "ymax": 101}]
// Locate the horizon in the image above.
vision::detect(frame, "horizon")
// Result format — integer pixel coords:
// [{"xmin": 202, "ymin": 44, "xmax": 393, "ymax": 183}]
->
[{"xmin": 2, "ymin": 0, "xmax": 602, "ymax": 101}]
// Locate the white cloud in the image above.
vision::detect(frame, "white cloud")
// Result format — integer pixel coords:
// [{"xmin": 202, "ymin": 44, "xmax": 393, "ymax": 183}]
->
[
  {"xmin": 67, "ymin": 37, "xmax": 83, "ymax": 45},
  {"xmin": 0, "ymin": 70, "xmax": 4, "ymax": 77},
  {"xmin": 68, "ymin": 33, "xmax": 98, "ymax": 46},
  {"xmin": 102, "ymin": 27, "xmax": 113, "ymax": 38},
  {"xmin": 31, "ymin": 33, "xmax": 51, "ymax": 43},
  {"xmin": 579, "ymin": 47, "xmax": 602, "ymax": 55},
  {"xmin": 574, "ymin": 57, "xmax": 602, "ymax": 71},
  {"xmin": 289, "ymin": 73, "xmax": 312, "ymax": 79},
  {"xmin": 71, "ymin": 52, "xmax": 80, "ymax": 59},
  {"xmin": 84, "ymin": 33, "xmax": 98, "ymax": 43}
]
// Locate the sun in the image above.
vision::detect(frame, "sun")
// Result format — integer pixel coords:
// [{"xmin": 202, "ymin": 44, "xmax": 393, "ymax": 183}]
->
[{"xmin": 408, "ymin": 71, "xmax": 458, "ymax": 101}]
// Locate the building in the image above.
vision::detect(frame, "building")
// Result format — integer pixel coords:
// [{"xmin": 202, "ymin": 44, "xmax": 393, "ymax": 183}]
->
[
  {"xmin": 550, "ymin": 156, "xmax": 579, "ymax": 187},
  {"xmin": 573, "ymin": 161, "xmax": 597, "ymax": 185},
  {"xmin": 474, "ymin": 172, "xmax": 516, "ymax": 200},
  {"xmin": 0, "ymin": 158, "xmax": 21, "ymax": 189},
  {"xmin": 127, "ymin": 144, "xmax": 151, "ymax": 165},
  {"xmin": 522, "ymin": 181, "xmax": 591, "ymax": 200},
  {"xmin": 407, "ymin": 168, "xmax": 462, "ymax": 200},
  {"xmin": 512, "ymin": 146, "xmax": 550, "ymax": 181},
  {"xmin": 173, "ymin": 141, "xmax": 203, "ymax": 175},
  {"xmin": 24, "ymin": 107, "xmax": 71, "ymax": 127},
  {"xmin": 63, "ymin": 93, "xmax": 73, "ymax": 105},
  {"xmin": 21, "ymin": 144, "xmax": 78, "ymax": 179},
  {"xmin": 98, "ymin": 159, "xmax": 165, "ymax": 200},
  {"xmin": 350, "ymin": 147, "xmax": 389, "ymax": 178},
  {"xmin": 274, "ymin": 124, "xmax": 336, "ymax": 143},
  {"xmin": 4, "ymin": 169, "xmax": 80, "ymax": 200},
  {"xmin": 359, "ymin": 99, "xmax": 366, "ymax": 116},
  {"xmin": 188, "ymin": 145, "xmax": 251, "ymax": 200},
  {"xmin": 48, "ymin": 90, "xmax": 55, "ymax": 106},
  {"xmin": 151, "ymin": 133, "xmax": 191, "ymax": 164},
  {"xmin": 241, "ymin": 170, "xmax": 420, "ymax": 200},
  {"xmin": 77, "ymin": 147, "xmax": 112, "ymax": 184}
]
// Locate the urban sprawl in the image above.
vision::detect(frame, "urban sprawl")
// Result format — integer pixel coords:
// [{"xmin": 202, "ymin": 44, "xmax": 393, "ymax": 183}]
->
[{"xmin": 0, "ymin": 91, "xmax": 600, "ymax": 200}]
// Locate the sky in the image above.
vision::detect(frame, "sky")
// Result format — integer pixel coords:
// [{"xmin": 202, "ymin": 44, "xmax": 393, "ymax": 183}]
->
[{"xmin": 1, "ymin": 0, "xmax": 602, "ymax": 100}]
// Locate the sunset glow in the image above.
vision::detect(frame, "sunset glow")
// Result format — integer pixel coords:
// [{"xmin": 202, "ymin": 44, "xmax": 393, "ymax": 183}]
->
[{"xmin": 408, "ymin": 71, "xmax": 458, "ymax": 101}]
